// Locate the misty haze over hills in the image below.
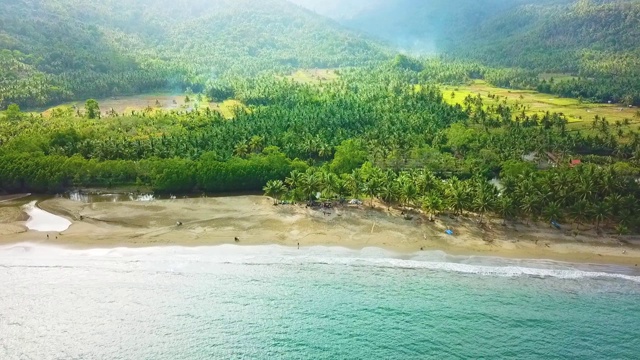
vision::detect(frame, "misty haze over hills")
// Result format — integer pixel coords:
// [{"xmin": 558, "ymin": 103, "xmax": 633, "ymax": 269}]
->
[
  {"xmin": 289, "ymin": 0, "xmax": 385, "ymax": 19},
  {"xmin": 292, "ymin": 0, "xmax": 640, "ymax": 78},
  {"xmin": 291, "ymin": 0, "xmax": 576, "ymax": 54}
]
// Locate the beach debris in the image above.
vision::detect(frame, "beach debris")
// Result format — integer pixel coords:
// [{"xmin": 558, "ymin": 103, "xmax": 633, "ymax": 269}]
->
[
  {"xmin": 445, "ymin": 229, "xmax": 454, "ymax": 236},
  {"xmin": 234, "ymin": 237, "xmax": 240, "ymax": 243},
  {"xmin": 176, "ymin": 221, "xmax": 183, "ymax": 226},
  {"xmin": 348, "ymin": 199, "xmax": 363, "ymax": 205},
  {"xmin": 551, "ymin": 220, "xmax": 561, "ymax": 230}
]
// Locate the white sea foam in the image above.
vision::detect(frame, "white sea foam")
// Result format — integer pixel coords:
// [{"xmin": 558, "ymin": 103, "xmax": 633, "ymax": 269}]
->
[{"xmin": 1, "ymin": 243, "xmax": 639, "ymax": 284}]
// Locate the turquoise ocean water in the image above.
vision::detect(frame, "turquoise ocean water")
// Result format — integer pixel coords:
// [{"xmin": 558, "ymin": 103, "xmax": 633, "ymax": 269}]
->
[{"xmin": 1, "ymin": 244, "xmax": 639, "ymax": 359}]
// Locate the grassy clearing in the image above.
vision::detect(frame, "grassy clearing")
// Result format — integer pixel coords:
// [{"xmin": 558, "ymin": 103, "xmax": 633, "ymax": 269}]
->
[
  {"xmin": 211, "ymin": 99, "xmax": 247, "ymax": 119},
  {"xmin": 441, "ymin": 80, "xmax": 640, "ymax": 132},
  {"xmin": 41, "ymin": 94, "xmax": 188, "ymax": 116},
  {"xmin": 38, "ymin": 94, "xmax": 248, "ymax": 119},
  {"xmin": 285, "ymin": 69, "xmax": 338, "ymax": 84}
]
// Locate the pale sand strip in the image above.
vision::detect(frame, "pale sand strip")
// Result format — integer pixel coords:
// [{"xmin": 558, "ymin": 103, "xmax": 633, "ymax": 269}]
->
[{"xmin": 0, "ymin": 196, "xmax": 639, "ymax": 267}]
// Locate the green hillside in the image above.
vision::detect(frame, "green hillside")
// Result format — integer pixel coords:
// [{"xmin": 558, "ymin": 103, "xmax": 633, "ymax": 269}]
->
[
  {"xmin": 448, "ymin": 0, "xmax": 640, "ymax": 71},
  {"xmin": 0, "ymin": 0, "xmax": 388, "ymax": 109},
  {"xmin": 322, "ymin": 0, "xmax": 640, "ymax": 104},
  {"xmin": 446, "ymin": 0, "xmax": 640, "ymax": 104}
]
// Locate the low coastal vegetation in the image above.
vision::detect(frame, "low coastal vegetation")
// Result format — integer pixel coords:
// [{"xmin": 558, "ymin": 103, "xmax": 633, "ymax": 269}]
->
[
  {"xmin": 1, "ymin": 0, "xmax": 640, "ymax": 237},
  {"xmin": 1, "ymin": 62, "xmax": 639, "ymax": 234}
]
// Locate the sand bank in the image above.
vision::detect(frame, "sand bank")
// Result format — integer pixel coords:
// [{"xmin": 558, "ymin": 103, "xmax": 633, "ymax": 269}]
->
[{"xmin": 0, "ymin": 196, "xmax": 639, "ymax": 266}]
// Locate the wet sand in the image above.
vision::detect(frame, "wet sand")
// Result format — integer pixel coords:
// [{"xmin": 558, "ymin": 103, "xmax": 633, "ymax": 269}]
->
[{"xmin": 1, "ymin": 196, "xmax": 639, "ymax": 266}]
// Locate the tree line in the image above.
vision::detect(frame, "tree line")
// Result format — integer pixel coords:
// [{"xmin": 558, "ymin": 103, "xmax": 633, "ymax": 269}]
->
[
  {"xmin": 266, "ymin": 161, "xmax": 640, "ymax": 234},
  {"xmin": 0, "ymin": 149, "xmax": 306, "ymax": 194},
  {"xmin": 1, "ymin": 62, "xmax": 640, "ymax": 233}
]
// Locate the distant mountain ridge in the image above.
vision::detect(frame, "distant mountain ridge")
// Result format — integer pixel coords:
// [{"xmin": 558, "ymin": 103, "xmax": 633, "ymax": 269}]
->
[
  {"xmin": 0, "ymin": 0, "xmax": 389, "ymax": 108},
  {"xmin": 292, "ymin": 0, "xmax": 640, "ymax": 74},
  {"xmin": 288, "ymin": 0, "xmax": 640, "ymax": 103}
]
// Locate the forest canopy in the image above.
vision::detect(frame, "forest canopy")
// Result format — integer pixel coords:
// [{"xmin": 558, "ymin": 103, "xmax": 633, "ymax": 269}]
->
[
  {"xmin": 2, "ymin": 63, "xmax": 640, "ymax": 233},
  {"xmin": 296, "ymin": 0, "xmax": 640, "ymax": 105},
  {"xmin": 1, "ymin": 0, "xmax": 640, "ymax": 234},
  {"xmin": 0, "ymin": 0, "xmax": 389, "ymax": 109}
]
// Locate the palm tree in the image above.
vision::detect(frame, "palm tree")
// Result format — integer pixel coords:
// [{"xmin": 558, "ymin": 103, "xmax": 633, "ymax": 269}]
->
[
  {"xmin": 399, "ymin": 179, "xmax": 418, "ymax": 209},
  {"xmin": 592, "ymin": 201, "xmax": 610, "ymax": 232},
  {"xmin": 317, "ymin": 143, "xmax": 333, "ymax": 160},
  {"xmin": 263, "ymin": 180, "xmax": 287, "ymax": 205},
  {"xmin": 300, "ymin": 171, "xmax": 320, "ymax": 201},
  {"xmin": 333, "ymin": 177, "xmax": 349, "ymax": 203},
  {"xmin": 421, "ymin": 193, "xmax": 444, "ymax": 221},
  {"xmin": 233, "ymin": 142, "xmax": 249, "ymax": 158},
  {"xmin": 248, "ymin": 135, "xmax": 264, "ymax": 153},
  {"xmin": 474, "ymin": 182, "xmax": 497, "ymax": 224},
  {"xmin": 604, "ymin": 194, "xmax": 623, "ymax": 219},
  {"xmin": 542, "ymin": 201, "xmax": 563, "ymax": 224},
  {"xmin": 379, "ymin": 182, "xmax": 400, "ymax": 210},
  {"xmin": 496, "ymin": 196, "xmax": 516, "ymax": 225},
  {"xmin": 446, "ymin": 178, "xmax": 470, "ymax": 216},
  {"xmin": 569, "ymin": 199, "xmax": 589, "ymax": 230},
  {"xmin": 285, "ymin": 170, "xmax": 305, "ymax": 201},
  {"xmin": 318, "ymin": 171, "xmax": 338, "ymax": 199},
  {"xmin": 363, "ymin": 173, "xmax": 382, "ymax": 207},
  {"xmin": 520, "ymin": 195, "xmax": 539, "ymax": 225},
  {"xmin": 343, "ymin": 171, "xmax": 362, "ymax": 200}
]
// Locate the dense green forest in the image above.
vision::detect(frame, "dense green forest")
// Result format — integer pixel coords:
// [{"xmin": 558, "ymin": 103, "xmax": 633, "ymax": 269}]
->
[
  {"xmin": 0, "ymin": 0, "xmax": 388, "ymax": 109},
  {"xmin": 2, "ymin": 0, "xmax": 640, "ymax": 233},
  {"xmin": 300, "ymin": 0, "xmax": 640, "ymax": 105},
  {"xmin": 1, "ymin": 62, "xmax": 640, "ymax": 233}
]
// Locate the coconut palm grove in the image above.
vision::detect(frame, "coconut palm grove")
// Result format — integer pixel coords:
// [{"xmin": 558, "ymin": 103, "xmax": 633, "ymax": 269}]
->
[{"xmin": 1, "ymin": 0, "xmax": 640, "ymax": 234}]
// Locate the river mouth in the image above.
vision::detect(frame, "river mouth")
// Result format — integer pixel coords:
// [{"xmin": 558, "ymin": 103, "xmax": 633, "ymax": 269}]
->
[{"xmin": 22, "ymin": 201, "xmax": 72, "ymax": 232}]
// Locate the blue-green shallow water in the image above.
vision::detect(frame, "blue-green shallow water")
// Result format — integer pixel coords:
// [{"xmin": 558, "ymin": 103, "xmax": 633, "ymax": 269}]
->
[{"xmin": 1, "ymin": 244, "xmax": 639, "ymax": 359}]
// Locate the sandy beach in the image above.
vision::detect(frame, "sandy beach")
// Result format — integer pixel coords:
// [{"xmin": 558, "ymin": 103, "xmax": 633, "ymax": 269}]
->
[{"xmin": 1, "ymin": 195, "xmax": 639, "ymax": 266}]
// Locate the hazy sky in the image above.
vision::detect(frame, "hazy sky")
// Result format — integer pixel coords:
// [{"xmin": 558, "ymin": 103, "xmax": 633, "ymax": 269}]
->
[{"xmin": 288, "ymin": 0, "xmax": 386, "ymax": 19}]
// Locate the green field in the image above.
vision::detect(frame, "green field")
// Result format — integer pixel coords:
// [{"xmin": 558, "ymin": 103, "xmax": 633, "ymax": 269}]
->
[
  {"xmin": 285, "ymin": 69, "xmax": 339, "ymax": 84},
  {"xmin": 441, "ymin": 81, "xmax": 640, "ymax": 132}
]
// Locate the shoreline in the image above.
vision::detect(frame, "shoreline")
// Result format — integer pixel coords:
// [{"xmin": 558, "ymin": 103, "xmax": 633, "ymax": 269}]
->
[
  {"xmin": 0, "ymin": 195, "xmax": 639, "ymax": 267},
  {"xmin": 3, "ymin": 242, "xmax": 639, "ymax": 280}
]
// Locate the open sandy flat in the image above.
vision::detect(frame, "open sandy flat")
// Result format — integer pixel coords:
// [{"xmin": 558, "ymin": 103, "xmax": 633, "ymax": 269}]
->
[{"xmin": 0, "ymin": 196, "xmax": 639, "ymax": 267}]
